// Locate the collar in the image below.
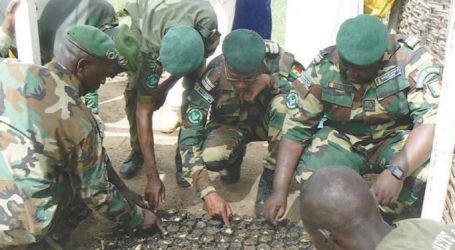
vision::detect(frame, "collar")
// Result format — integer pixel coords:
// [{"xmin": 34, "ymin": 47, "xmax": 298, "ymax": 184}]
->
[{"xmin": 46, "ymin": 61, "xmax": 85, "ymax": 97}]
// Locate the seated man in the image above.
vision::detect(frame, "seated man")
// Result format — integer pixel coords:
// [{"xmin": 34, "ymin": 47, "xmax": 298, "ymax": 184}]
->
[
  {"xmin": 300, "ymin": 166, "xmax": 455, "ymax": 250},
  {"xmin": 265, "ymin": 14, "xmax": 442, "ymax": 223},
  {"xmin": 179, "ymin": 29, "xmax": 304, "ymax": 224},
  {"xmin": 0, "ymin": 25, "xmax": 162, "ymax": 248}
]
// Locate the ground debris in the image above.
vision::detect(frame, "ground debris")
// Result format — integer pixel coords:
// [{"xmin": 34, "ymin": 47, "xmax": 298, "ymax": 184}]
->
[{"xmin": 103, "ymin": 210, "xmax": 313, "ymax": 249}]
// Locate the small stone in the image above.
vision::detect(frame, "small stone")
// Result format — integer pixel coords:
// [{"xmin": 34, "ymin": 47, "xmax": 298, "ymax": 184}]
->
[
  {"xmin": 196, "ymin": 221, "xmax": 207, "ymax": 229},
  {"xmin": 257, "ymin": 243, "xmax": 271, "ymax": 250},
  {"xmin": 224, "ymin": 228, "xmax": 233, "ymax": 235}
]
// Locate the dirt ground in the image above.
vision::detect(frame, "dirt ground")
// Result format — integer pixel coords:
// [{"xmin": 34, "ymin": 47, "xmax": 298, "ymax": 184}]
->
[{"xmin": 68, "ymin": 77, "xmax": 302, "ymax": 249}]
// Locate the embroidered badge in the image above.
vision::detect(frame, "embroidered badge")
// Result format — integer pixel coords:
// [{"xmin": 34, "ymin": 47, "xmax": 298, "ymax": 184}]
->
[
  {"xmin": 187, "ymin": 108, "xmax": 204, "ymax": 124},
  {"xmin": 194, "ymin": 84, "xmax": 214, "ymax": 104},
  {"xmin": 426, "ymin": 79, "xmax": 441, "ymax": 98},
  {"xmin": 328, "ymin": 82, "xmax": 353, "ymax": 92},
  {"xmin": 265, "ymin": 40, "xmax": 279, "ymax": 54},
  {"xmin": 289, "ymin": 64, "xmax": 303, "ymax": 80},
  {"xmin": 106, "ymin": 50, "xmax": 118, "ymax": 60},
  {"xmin": 375, "ymin": 67, "xmax": 401, "ymax": 87},
  {"xmin": 286, "ymin": 92, "xmax": 299, "ymax": 109},
  {"xmin": 363, "ymin": 99, "xmax": 376, "ymax": 112},
  {"xmin": 298, "ymin": 73, "xmax": 313, "ymax": 87},
  {"xmin": 201, "ymin": 77, "xmax": 215, "ymax": 91},
  {"xmin": 416, "ymin": 66, "xmax": 441, "ymax": 89},
  {"xmin": 146, "ymin": 74, "xmax": 159, "ymax": 89}
]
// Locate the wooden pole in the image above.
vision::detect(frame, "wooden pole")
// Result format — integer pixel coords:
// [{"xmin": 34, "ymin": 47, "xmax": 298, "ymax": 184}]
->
[
  {"xmin": 14, "ymin": 0, "xmax": 40, "ymax": 64},
  {"xmin": 421, "ymin": 0, "xmax": 455, "ymax": 222}
]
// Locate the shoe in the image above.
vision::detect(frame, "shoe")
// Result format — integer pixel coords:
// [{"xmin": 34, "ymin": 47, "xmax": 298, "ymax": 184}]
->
[
  {"xmin": 120, "ymin": 150, "xmax": 144, "ymax": 179},
  {"xmin": 175, "ymin": 147, "xmax": 191, "ymax": 187},
  {"xmin": 220, "ymin": 157, "xmax": 242, "ymax": 184},
  {"xmin": 255, "ymin": 168, "xmax": 274, "ymax": 218}
]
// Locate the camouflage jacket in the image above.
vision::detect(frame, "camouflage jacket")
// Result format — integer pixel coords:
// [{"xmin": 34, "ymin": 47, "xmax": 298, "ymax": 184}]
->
[
  {"xmin": 125, "ymin": 0, "xmax": 217, "ymax": 103},
  {"xmin": 180, "ymin": 46, "xmax": 302, "ymax": 197},
  {"xmin": 283, "ymin": 35, "xmax": 441, "ymax": 148},
  {"xmin": 0, "ymin": 60, "xmax": 143, "ymax": 246},
  {"xmin": 0, "ymin": 0, "xmax": 118, "ymax": 63},
  {"xmin": 0, "ymin": 26, "xmax": 12, "ymax": 57}
]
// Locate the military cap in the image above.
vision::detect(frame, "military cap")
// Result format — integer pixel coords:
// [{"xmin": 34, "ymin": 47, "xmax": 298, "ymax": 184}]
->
[
  {"xmin": 160, "ymin": 26, "xmax": 204, "ymax": 77},
  {"xmin": 113, "ymin": 25, "xmax": 140, "ymax": 71},
  {"xmin": 222, "ymin": 29, "xmax": 265, "ymax": 74},
  {"xmin": 336, "ymin": 14, "xmax": 388, "ymax": 66},
  {"xmin": 66, "ymin": 25, "xmax": 119, "ymax": 62}
]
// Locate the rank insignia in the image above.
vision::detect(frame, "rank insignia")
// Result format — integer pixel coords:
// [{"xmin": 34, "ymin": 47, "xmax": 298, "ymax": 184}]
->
[
  {"xmin": 187, "ymin": 108, "xmax": 204, "ymax": 124},
  {"xmin": 146, "ymin": 74, "xmax": 159, "ymax": 89},
  {"xmin": 363, "ymin": 99, "xmax": 376, "ymax": 112},
  {"xmin": 286, "ymin": 92, "xmax": 299, "ymax": 109}
]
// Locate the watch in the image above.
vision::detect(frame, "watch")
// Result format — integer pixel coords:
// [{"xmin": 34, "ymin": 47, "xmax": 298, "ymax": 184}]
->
[{"xmin": 387, "ymin": 165, "xmax": 406, "ymax": 181}]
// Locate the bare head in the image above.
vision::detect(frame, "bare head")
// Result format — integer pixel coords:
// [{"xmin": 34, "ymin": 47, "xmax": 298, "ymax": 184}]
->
[{"xmin": 300, "ymin": 166, "xmax": 391, "ymax": 250}]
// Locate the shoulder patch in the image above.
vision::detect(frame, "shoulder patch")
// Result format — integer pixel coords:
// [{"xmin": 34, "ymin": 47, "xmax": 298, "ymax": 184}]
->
[
  {"xmin": 145, "ymin": 74, "xmax": 159, "ymax": 89},
  {"xmin": 312, "ymin": 46, "xmax": 336, "ymax": 65},
  {"xmin": 416, "ymin": 66, "xmax": 441, "ymax": 89},
  {"xmin": 285, "ymin": 91, "xmax": 299, "ymax": 109},
  {"xmin": 187, "ymin": 108, "xmax": 204, "ymax": 124},
  {"xmin": 194, "ymin": 84, "xmax": 214, "ymax": 104},
  {"xmin": 264, "ymin": 40, "xmax": 280, "ymax": 54},
  {"xmin": 374, "ymin": 66, "xmax": 401, "ymax": 87},
  {"xmin": 200, "ymin": 76, "xmax": 216, "ymax": 91},
  {"xmin": 296, "ymin": 73, "xmax": 313, "ymax": 88}
]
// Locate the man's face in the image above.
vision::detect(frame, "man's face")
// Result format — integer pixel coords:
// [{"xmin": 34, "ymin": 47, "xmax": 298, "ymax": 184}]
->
[
  {"xmin": 338, "ymin": 56, "xmax": 382, "ymax": 84},
  {"xmin": 223, "ymin": 60, "xmax": 258, "ymax": 92},
  {"xmin": 79, "ymin": 58, "xmax": 117, "ymax": 94}
]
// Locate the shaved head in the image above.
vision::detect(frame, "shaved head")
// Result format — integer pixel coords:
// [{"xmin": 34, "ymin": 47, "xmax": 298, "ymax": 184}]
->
[{"xmin": 300, "ymin": 166, "xmax": 390, "ymax": 250}]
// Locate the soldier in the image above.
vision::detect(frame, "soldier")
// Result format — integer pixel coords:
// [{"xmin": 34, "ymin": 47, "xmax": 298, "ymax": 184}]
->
[
  {"xmin": 119, "ymin": 0, "xmax": 220, "ymax": 209},
  {"xmin": 301, "ymin": 166, "xmax": 455, "ymax": 250},
  {"xmin": 0, "ymin": 25, "xmax": 163, "ymax": 248},
  {"xmin": 264, "ymin": 14, "xmax": 442, "ymax": 223},
  {"xmin": 0, "ymin": 0, "xmax": 118, "ymax": 115},
  {"xmin": 179, "ymin": 29, "xmax": 303, "ymax": 223}
]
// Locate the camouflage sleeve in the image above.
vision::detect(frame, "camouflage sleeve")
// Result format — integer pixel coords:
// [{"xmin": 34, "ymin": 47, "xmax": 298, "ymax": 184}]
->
[
  {"xmin": 70, "ymin": 130, "xmax": 144, "ymax": 228},
  {"xmin": 282, "ymin": 62, "xmax": 324, "ymax": 144},
  {"xmin": 0, "ymin": 26, "xmax": 12, "ymax": 57},
  {"xmin": 406, "ymin": 48, "xmax": 442, "ymax": 126},
  {"xmin": 179, "ymin": 78, "xmax": 215, "ymax": 198}
]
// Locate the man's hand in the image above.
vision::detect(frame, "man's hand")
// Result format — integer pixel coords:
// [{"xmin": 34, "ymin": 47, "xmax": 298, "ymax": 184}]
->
[
  {"xmin": 203, "ymin": 192, "xmax": 232, "ymax": 228},
  {"xmin": 239, "ymin": 73, "xmax": 271, "ymax": 104},
  {"xmin": 141, "ymin": 209, "xmax": 166, "ymax": 234},
  {"xmin": 264, "ymin": 192, "xmax": 287, "ymax": 225},
  {"xmin": 144, "ymin": 178, "xmax": 165, "ymax": 211},
  {"xmin": 3, "ymin": 0, "xmax": 20, "ymax": 34},
  {"xmin": 371, "ymin": 169, "xmax": 404, "ymax": 205}
]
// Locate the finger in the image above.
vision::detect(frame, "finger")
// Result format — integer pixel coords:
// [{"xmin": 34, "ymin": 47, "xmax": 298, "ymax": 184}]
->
[
  {"xmin": 155, "ymin": 220, "xmax": 167, "ymax": 235},
  {"xmin": 277, "ymin": 206, "xmax": 286, "ymax": 221},
  {"xmin": 221, "ymin": 209, "xmax": 231, "ymax": 228}
]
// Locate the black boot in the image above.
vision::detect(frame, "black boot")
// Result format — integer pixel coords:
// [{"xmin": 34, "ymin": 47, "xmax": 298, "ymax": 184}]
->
[
  {"xmin": 255, "ymin": 168, "xmax": 274, "ymax": 218},
  {"xmin": 120, "ymin": 150, "xmax": 143, "ymax": 179},
  {"xmin": 219, "ymin": 147, "xmax": 245, "ymax": 184},
  {"xmin": 175, "ymin": 146, "xmax": 191, "ymax": 187}
]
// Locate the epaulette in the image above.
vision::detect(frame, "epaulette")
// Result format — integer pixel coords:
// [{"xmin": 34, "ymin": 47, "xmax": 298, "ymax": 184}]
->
[
  {"xmin": 264, "ymin": 40, "xmax": 280, "ymax": 55},
  {"xmin": 279, "ymin": 52, "xmax": 295, "ymax": 77},
  {"xmin": 402, "ymin": 35, "xmax": 420, "ymax": 50},
  {"xmin": 313, "ymin": 46, "xmax": 336, "ymax": 65},
  {"xmin": 200, "ymin": 63, "xmax": 220, "ymax": 92}
]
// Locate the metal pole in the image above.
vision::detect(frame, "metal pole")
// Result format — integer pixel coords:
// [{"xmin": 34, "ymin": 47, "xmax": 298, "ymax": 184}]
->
[{"xmin": 421, "ymin": 0, "xmax": 455, "ymax": 221}]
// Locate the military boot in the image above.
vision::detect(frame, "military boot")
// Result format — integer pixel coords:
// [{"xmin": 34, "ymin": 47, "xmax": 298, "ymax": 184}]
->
[
  {"xmin": 175, "ymin": 146, "xmax": 191, "ymax": 187},
  {"xmin": 255, "ymin": 168, "xmax": 274, "ymax": 218},
  {"xmin": 120, "ymin": 150, "xmax": 144, "ymax": 179},
  {"xmin": 219, "ymin": 147, "xmax": 246, "ymax": 184}
]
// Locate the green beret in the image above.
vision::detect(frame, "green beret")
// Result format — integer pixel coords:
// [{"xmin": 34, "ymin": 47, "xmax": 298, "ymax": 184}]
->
[
  {"xmin": 160, "ymin": 26, "xmax": 204, "ymax": 77},
  {"xmin": 336, "ymin": 14, "xmax": 388, "ymax": 66},
  {"xmin": 66, "ymin": 25, "xmax": 119, "ymax": 62},
  {"xmin": 222, "ymin": 29, "xmax": 265, "ymax": 74},
  {"xmin": 113, "ymin": 25, "xmax": 140, "ymax": 71}
]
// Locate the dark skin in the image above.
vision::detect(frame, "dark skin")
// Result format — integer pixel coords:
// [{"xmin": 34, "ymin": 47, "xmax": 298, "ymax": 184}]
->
[
  {"xmin": 56, "ymin": 39, "xmax": 163, "ymax": 232},
  {"xmin": 201, "ymin": 59, "xmax": 272, "ymax": 228},
  {"xmin": 264, "ymin": 54, "xmax": 436, "ymax": 223},
  {"xmin": 136, "ymin": 33, "xmax": 221, "ymax": 210},
  {"xmin": 300, "ymin": 166, "xmax": 392, "ymax": 250}
]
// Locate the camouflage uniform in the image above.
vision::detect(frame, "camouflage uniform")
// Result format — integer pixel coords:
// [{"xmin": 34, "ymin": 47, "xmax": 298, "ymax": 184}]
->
[
  {"xmin": 180, "ymin": 47, "xmax": 303, "ymax": 197},
  {"xmin": 0, "ymin": 60, "xmax": 143, "ymax": 247},
  {"xmin": 283, "ymin": 35, "xmax": 441, "ymax": 215},
  {"xmin": 0, "ymin": 0, "xmax": 118, "ymax": 114},
  {"xmin": 124, "ymin": 0, "xmax": 217, "ymax": 152}
]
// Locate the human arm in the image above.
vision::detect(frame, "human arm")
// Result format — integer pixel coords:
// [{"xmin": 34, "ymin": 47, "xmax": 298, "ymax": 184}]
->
[{"xmin": 372, "ymin": 47, "xmax": 441, "ymax": 205}]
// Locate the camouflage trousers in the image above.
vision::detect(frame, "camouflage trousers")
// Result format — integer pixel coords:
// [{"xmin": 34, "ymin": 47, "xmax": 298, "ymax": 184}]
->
[
  {"xmin": 295, "ymin": 126, "xmax": 428, "ymax": 219},
  {"xmin": 199, "ymin": 95, "xmax": 287, "ymax": 171},
  {"xmin": 124, "ymin": 64, "xmax": 205, "ymax": 152}
]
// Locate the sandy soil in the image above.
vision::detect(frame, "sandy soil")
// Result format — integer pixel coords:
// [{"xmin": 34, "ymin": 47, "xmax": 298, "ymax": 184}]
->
[{"xmin": 67, "ymin": 77, "xmax": 302, "ymax": 249}]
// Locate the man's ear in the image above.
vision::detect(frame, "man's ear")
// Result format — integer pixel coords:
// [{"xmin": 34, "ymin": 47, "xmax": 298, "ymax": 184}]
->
[
  {"xmin": 318, "ymin": 228, "xmax": 335, "ymax": 245},
  {"xmin": 76, "ymin": 58, "xmax": 89, "ymax": 77}
]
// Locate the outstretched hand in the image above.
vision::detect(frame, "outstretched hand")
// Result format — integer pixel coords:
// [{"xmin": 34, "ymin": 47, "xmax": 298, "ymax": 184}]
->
[{"xmin": 203, "ymin": 192, "xmax": 232, "ymax": 228}]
